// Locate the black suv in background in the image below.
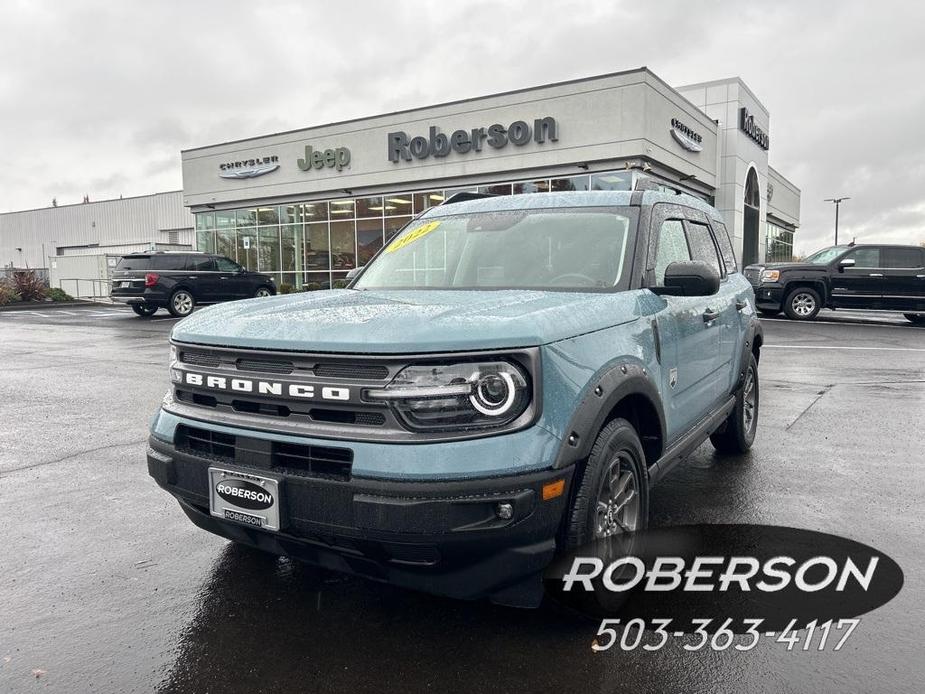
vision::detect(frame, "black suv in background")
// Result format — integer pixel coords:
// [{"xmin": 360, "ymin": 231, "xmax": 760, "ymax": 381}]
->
[
  {"xmin": 110, "ymin": 252, "xmax": 276, "ymax": 317},
  {"xmin": 745, "ymin": 244, "xmax": 925, "ymax": 324}
]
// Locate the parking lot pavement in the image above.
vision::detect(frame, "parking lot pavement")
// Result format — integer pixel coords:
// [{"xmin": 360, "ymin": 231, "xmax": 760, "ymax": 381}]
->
[
  {"xmin": 1, "ymin": 311, "xmax": 923, "ymax": 693},
  {"xmin": 0, "ymin": 305, "xmax": 183, "ymax": 328}
]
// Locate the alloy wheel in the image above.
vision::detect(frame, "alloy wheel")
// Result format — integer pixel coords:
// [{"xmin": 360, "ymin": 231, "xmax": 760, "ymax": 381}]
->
[
  {"xmin": 594, "ymin": 453, "xmax": 640, "ymax": 538},
  {"xmin": 255, "ymin": 288, "xmax": 271, "ymax": 298},
  {"xmin": 173, "ymin": 292, "xmax": 193, "ymax": 315},
  {"xmin": 791, "ymin": 292, "xmax": 816, "ymax": 317},
  {"xmin": 742, "ymin": 364, "xmax": 757, "ymax": 434}
]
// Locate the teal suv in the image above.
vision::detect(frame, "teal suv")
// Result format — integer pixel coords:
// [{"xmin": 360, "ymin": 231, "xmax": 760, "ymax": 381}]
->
[{"xmin": 147, "ymin": 191, "xmax": 762, "ymax": 607}]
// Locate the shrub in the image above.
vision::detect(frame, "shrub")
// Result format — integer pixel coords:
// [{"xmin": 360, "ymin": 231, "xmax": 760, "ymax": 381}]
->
[
  {"xmin": 12, "ymin": 270, "xmax": 47, "ymax": 302},
  {"xmin": 332, "ymin": 280, "xmax": 349, "ymax": 289},
  {"xmin": 46, "ymin": 287, "xmax": 73, "ymax": 302},
  {"xmin": 304, "ymin": 282, "xmax": 322, "ymax": 292},
  {"xmin": 278, "ymin": 283, "xmax": 294, "ymax": 295},
  {"xmin": 0, "ymin": 280, "xmax": 22, "ymax": 306}
]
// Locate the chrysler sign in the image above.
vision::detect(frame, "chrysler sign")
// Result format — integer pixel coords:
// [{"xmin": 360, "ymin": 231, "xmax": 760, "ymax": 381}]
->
[{"xmin": 218, "ymin": 155, "xmax": 280, "ymax": 179}]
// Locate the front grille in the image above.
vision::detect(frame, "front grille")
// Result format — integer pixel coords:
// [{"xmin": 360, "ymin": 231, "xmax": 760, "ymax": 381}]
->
[
  {"xmin": 273, "ymin": 441, "xmax": 353, "ymax": 480},
  {"xmin": 236, "ymin": 358, "xmax": 294, "ymax": 375},
  {"xmin": 309, "ymin": 408, "xmax": 386, "ymax": 426},
  {"xmin": 180, "ymin": 351, "xmax": 221, "ymax": 368},
  {"xmin": 176, "ymin": 425, "xmax": 235, "ymax": 459},
  {"xmin": 314, "ymin": 363, "xmax": 390, "ymax": 380},
  {"xmin": 744, "ymin": 268, "xmax": 761, "ymax": 287},
  {"xmin": 175, "ymin": 425, "xmax": 353, "ymax": 480}
]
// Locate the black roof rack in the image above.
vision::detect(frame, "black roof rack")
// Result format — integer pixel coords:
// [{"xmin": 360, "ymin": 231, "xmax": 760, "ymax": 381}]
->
[{"xmin": 441, "ymin": 192, "xmax": 496, "ymax": 206}]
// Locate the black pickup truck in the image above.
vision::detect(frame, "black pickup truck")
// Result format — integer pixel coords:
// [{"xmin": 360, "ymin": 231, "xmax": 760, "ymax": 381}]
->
[{"xmin": 745, "ymin": 244, "xmax": 925, "ymax": 323}]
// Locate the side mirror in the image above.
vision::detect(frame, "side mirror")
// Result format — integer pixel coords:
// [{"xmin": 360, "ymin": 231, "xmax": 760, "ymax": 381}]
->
[
  {"xmin": 651, "ymin": 261, "xmax": 720, "ymax": 297},
  {"xmin": 345, "ymin": 266, "xmax": 364, "ymax": 281},
  {"xmin": 838, "ymin": 258, "xmax": 856, "ymax": 271}
]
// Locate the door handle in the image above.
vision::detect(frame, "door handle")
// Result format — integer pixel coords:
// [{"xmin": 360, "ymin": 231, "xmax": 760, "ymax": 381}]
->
[
  {"xmin": 869, "ymin": 273, "xmax": 884, "ymax": 277},
  {"xmin": 187, "ymin": 276, "xmax": 197, "ymax": 280},
  {"xmin": 703, "ymin": 309, "xmax": 719, "ymax": 323},
  {"xmin": 736, "ymin": 299, "xmax": 748, "ymax": 311}
]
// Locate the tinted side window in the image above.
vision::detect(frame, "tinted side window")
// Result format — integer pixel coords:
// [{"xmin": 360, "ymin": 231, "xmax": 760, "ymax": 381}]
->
[
  {"xmin": 115, "ymin": 256, "xmax": 151, "ymax": 271},
  {"xmin": 882, "ymin": 247, "xmax": 924, "ymax": 268},
  {"xmin": 845, "ymin": 247, "xmax": 881, "ymax": 268},
  {"xmin": 215, "ymin": 257, "xmax": 242, "ymax": 272},
  {"xmin": 189, "ymin": 256, "xmax": 215, "ymax": 271},
  {"xmin": 149, "ymin": 254, "xmax": 190, "ymax": 270},
  {"xmin": 713, "ymin": 220, "xmax": 738, "ymax": 272},
  {"xmin": 686, "ymin": 222, "xmax": 723, "ymax": 278},
  {"xmin": 654, "ymin": 220, "xmax": 691, "ymax": 283}
]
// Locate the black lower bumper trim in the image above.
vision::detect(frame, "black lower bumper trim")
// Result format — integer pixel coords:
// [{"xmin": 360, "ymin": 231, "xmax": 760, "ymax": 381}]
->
[{"xmin": 148, "ymin": 436, "xmax": 572, "ymax": 605}]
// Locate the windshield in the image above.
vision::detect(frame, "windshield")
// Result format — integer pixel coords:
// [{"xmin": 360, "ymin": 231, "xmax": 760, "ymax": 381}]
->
[
  {"xmin": 804, "ymin": 246, "xmax": 849, "ymax": 264},
  {"xmin": 354, "ymin": 207, "xmax": 637, "ymax": 291}
]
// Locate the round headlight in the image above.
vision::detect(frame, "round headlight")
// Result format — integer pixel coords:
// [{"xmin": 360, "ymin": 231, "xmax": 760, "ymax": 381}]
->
[{"xmin": 470, "ymin": 372, "xmax": 516, "ymax": 415}]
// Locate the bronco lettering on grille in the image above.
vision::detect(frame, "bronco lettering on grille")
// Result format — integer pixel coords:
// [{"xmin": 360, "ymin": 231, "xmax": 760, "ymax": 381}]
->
[{"xmin": 183, "ymin": 372, "xmax": 350, "ymax": 401}]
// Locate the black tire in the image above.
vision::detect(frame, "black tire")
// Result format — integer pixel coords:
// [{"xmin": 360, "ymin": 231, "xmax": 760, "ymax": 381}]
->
[
  {"xmin": 758, "ymin": 308, "xmax": 779, "ymax": 318},
  {"xmin": 563, "ymin": 418, "xmax": 648, "ymax": 550},
  {"xmin": 904, "ymin": 313, "xmax": 925, "ymax": 326},
  {"xmin": 254, "ymin": 286, "xmax": 273, "ymax": 298},
  {"xmin": 167, "ymin": 289, "xmax": 195, "ymax": 317},
  {"xmin": 131, "ymin": 303, "xmax": 158, "ymax": 317},
  {"xmin": 783, "ymin": 286, "xmax": 821, "ymax": 321},
  {"xmin": 710, "ymin": 353, "xmax": 759, "ymax": 454}
]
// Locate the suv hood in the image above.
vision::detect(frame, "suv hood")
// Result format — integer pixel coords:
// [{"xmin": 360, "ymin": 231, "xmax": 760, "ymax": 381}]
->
[
  {"xmin": 745, "ymin": 261, "xmax": 821, "ymax": 273},
  {"xmin": 171, "ymin": 289, "xmax": 642, "ymax": 353}
]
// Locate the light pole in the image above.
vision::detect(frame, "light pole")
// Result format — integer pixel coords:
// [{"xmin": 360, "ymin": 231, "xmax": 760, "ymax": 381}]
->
[{"xmin": 824, "ymin": 197, "xmax": 850, "ymax": 246}]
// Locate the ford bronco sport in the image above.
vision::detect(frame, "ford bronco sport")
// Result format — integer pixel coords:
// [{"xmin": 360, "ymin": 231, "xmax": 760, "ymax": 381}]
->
[{"xmin": 147, "ymin": 191, "xmax": 762, "ymax": 607}]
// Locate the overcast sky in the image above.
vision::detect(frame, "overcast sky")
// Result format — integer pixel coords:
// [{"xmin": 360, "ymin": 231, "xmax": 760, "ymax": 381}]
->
[{"xmin": 1, "ymin": 0, "xmax": 923, "ymax": 254}]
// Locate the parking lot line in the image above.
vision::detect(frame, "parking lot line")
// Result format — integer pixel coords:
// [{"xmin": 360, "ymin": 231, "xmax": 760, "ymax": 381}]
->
[{"xmin": 765, "ymin": 344, "xmax": 925, "ymax": 352}]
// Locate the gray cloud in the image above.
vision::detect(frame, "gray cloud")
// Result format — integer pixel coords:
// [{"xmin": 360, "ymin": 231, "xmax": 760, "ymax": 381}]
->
[{"xmin": 1, "ymin": 0, "xmax": 923, "ymax": 251}]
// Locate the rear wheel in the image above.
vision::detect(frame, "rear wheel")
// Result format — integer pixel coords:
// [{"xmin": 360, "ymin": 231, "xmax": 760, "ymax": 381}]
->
[
  {"xmin": 783, "ymin": 287, "xmax": 821, "ymax": 320},
  {"xmin": 563, "ymin": 418, "xmax": 648, "ymax": 549},
  {"xmin": 131, "ymin": 303, "xmax": 158, "ymax": 317},
  {"xmin": 167, "ymin": 289, "xmax": 195, "ymax": 317},
  {"xmin": 711, "ymin": 353, "xmax": 759, "ymax": 454},
  {"xmin": 904, "ymin": 313, "xmax": 925, "ymax": 325}
]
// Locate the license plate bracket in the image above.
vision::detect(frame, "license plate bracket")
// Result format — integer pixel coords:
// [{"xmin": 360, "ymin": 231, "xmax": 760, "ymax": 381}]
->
[{"xmin": 208, "ymin": 467, "xmax": 282, "ymax": 531}]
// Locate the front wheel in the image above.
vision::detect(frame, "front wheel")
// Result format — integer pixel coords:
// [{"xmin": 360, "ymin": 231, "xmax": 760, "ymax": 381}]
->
[
  {"xmin": 783, "ymin": 287, "xmax": 821, "ymax": 320},
  {"xmin": 710, "ymin": 353, "xmax": 759, "ymax": 454},
  {"xmin": 563, "ymin": 418, "xmax": 648, "ymax": 549},
  {"xmin": 131, "ymin": 303, "xmax": 158, "ymax": 317},
  {"xmin": 904, "ymin": 313, "xmax": 925, "ymax": 326},
  {"xmin": 254, "ymin": 286, "xmax": 273, "ymax": 298},
  {"xmin": 167, "ymin": 289, "xmax": 195, "ymax": 317}
]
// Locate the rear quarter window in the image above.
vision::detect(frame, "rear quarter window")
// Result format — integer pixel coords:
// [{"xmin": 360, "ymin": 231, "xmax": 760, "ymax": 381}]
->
[
  {"xmin": 712, "ymin": 220, "xmax": 738, "ymax": 273},
  {"xmin": 115, "ymin": 256, "xmax": 151, "ymax": 271}
]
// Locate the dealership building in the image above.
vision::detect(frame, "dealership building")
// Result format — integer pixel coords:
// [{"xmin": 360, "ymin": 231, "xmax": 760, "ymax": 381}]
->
[
  {"xmin": 2, "ymin": 68, "xmax": 800, "ymax": 294},
  {"xmin": 182, "ymin": 67, "xmax": 800, "ymax": 289}
]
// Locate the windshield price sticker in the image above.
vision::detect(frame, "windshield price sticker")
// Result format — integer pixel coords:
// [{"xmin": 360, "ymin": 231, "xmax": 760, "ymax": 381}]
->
[{"xmin": 385, "ymin": 221, "xmax": 441, "ymax": 253}]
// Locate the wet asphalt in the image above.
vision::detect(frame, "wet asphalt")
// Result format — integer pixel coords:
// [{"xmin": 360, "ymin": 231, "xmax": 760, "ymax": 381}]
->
[{"xmin": 0, "ymin": 305, "xmax": 923, "ymax": 693}]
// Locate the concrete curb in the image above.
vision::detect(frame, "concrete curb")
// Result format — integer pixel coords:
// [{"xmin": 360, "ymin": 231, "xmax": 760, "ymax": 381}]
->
[{"xmin": 0, "ymin": 301, "xmax": 100, "ymax": 312}]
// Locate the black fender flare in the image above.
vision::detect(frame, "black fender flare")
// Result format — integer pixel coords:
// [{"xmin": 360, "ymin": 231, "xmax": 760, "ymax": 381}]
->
[
  {"xmin": 733, "ymin": 317, "xmax": 763, "ymax": 394},
  {"xmin": 552, "ymin": 361, "xmax": 666, "ymax": 470}
]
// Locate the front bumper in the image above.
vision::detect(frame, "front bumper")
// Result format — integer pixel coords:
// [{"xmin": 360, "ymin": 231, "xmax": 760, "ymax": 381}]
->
[
  {"xmin": 753, "ymin": 284, "xmax": 784, "ymax": 310},
  {"xmin": 147, "ymin": 434, "xmax": 573, "ymax": 606}
]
